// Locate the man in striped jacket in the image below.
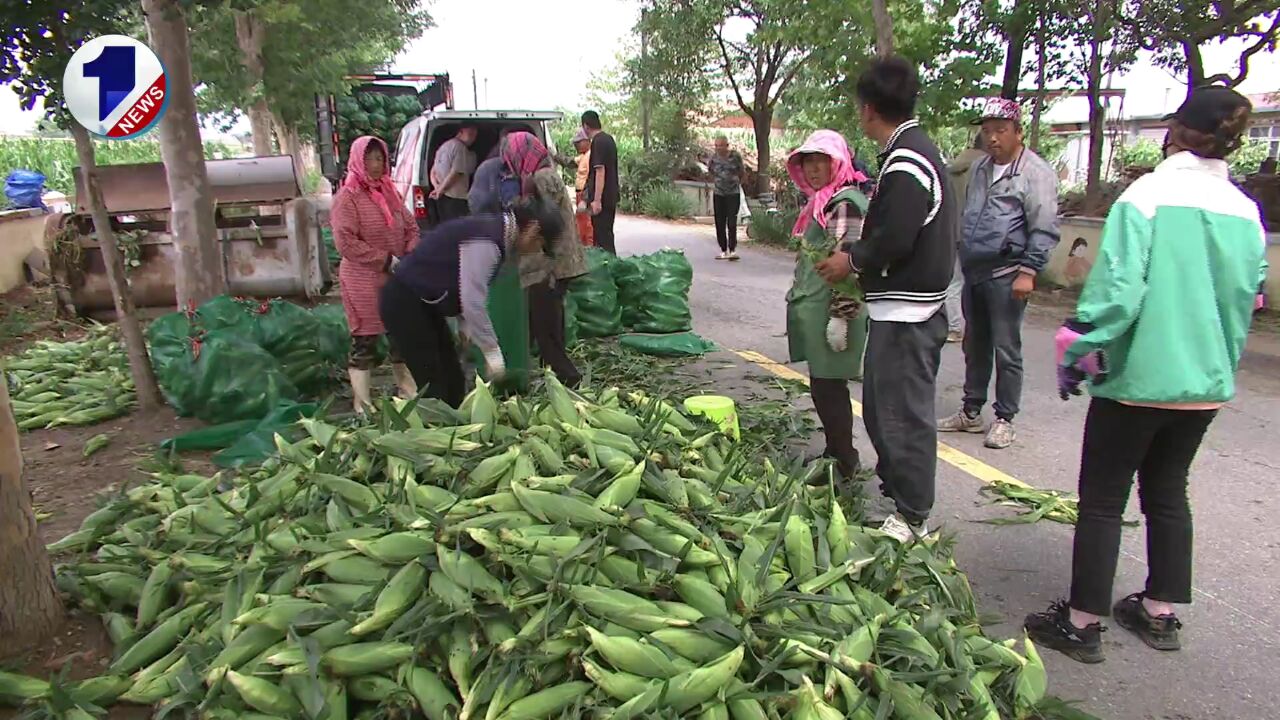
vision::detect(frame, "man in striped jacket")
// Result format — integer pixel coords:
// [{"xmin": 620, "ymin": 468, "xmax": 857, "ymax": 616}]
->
[{"xmin": 818, "ymin": 56, "xmax": 955, "ymax": 543}]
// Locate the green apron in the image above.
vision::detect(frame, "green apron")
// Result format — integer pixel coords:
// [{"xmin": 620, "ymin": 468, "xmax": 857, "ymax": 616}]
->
[{"xmin": 785, "ymin": 188, "xmax": 869, "ymax": 381}]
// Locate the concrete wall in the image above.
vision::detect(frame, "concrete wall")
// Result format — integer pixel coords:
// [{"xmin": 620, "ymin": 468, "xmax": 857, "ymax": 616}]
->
[
  {"xmin": 0, "ymin": 209, "xmax": 51, "ymax": 294},
  {"xmin": 1045, "ymin": 215, "xmax": 1280, "ymax": 308}
]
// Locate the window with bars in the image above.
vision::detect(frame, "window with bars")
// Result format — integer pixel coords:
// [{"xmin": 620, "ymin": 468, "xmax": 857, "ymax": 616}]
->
[{"xmin": 1249, "ymin": 124, "xmax": 1280, "ymax": 158}]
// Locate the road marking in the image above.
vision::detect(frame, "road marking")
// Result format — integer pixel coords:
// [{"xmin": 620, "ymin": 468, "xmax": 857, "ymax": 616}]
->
[{"xmin": 732, "ymin": 348, "xmax": 1030, "ymax": 489}]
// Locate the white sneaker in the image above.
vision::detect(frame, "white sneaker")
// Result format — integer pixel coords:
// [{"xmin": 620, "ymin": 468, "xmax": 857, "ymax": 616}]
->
[
  {"xmin": 879, "ymin": 513, "xmax": 929, "ymax": 544},
  {"xmin": 716, "ymin": 252, "xmax": 730, "ymax": 260},
  {"xmin": 727, "ymin": 251, "xmax": 740, "ymax": 261}
]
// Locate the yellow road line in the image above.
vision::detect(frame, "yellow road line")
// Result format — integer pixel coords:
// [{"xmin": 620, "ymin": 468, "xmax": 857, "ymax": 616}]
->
[{"xmin": 732, "ymin": 348, "xmax": 1030, "ymax": 489}]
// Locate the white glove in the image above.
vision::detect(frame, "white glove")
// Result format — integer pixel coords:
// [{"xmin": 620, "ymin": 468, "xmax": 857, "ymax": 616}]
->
[
  {"xmin": 387, "ymin": 255, "xmax": 401, "ymax": 272},
  {"xmin": 826, "ymin": 318, "xmax": 849, "ymax": 352},
  {"xmin": 483, "ymin": 348, "xmax": 507, "ymax": 381}
]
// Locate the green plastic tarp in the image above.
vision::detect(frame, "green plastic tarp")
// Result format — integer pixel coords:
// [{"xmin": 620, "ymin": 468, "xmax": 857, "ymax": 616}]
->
[
  {"xmin": 568, "ymin": 248, "xmax": 623, "ymax": 338},
  {"xmin": 618, "ymin": 332, "xmax": 716, "ymax": 357}
]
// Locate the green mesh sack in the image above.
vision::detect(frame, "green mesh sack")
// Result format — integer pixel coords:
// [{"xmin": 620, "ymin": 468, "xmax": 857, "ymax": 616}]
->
[
  {"xmin": 563, "ymin": 287, "xmax": 580, "ymax": 347},
  {"xmin": 568, "ymin": 248, "xmax": 622, "ymax": 338},
  {"xmin": 249, "ymin": 299, "xmax": 329, "ymax": 392},
  {"xmin": 153, "ymin": 330, "xmax": 300, "ymax": 423},
  {"xmin": 631, "ymin": 250, "xmax": 694, "ymax": 334},
  {"xmin": 147, "ymin": 311, "xmax": 199, "ymax": 377},
  {"xmin": 313, "ymin": 304, "xmax": 352, "ymax": 367},
  {"xmin": 610, "ymin": 255, "xmax": 646, "ymax": 329},
  {"xmin": 619, "ymin": 332, "xmax": 716, "ymax": 357},
  {"xmin": 194, "ymin": 295, "xmax": 258, "ymax": 336}
]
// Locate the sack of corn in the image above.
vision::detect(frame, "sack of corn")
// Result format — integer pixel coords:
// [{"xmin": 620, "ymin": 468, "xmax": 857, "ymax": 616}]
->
[{"xmin": 11, "ymin": 370, "xmax": 1059, "ymax": 720}]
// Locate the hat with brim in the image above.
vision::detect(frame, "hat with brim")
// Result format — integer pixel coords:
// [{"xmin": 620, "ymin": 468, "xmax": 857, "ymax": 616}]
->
[
  {"xmin": 1164, "ymin": 85, "xmax": 1252, "ymax": 134},
  {"xmin": 971, "ymin": 97, "xmax": 1022, "ymax": 125},
  {"xmin": 572, "ymin": 128, "xmax": 589, "ymax": 143}
]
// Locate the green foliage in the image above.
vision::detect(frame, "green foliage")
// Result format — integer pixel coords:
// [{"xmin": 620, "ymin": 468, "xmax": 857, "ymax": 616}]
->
[
  {"xmin": 189, "ymin": 0, "xmax": 433, "ymax": 140},
  {"xmin": 1118, "ymin": 1, "xmax": 1280, "ymax": 88},
  {"xmin": 0, "ymin": 137, "xmax": 239, "ymax": 196},
  {"xmin": 1230, "ymin": 140, "xmax": 1271, "ymax": 178},
  {"xmin": 1116, "ymin": 138, "xmax": 1163, "ymax": 170},
  {"xmin": 619, "ymin": 149, "xmax": 677, "ymax": 214},
  {"xmin": 639, "ymin": 185, "xmax": 694, "ymax": 219},
  {"xmin": 747, "ymin": 208, "xmax": 800, "ymax": 247}
]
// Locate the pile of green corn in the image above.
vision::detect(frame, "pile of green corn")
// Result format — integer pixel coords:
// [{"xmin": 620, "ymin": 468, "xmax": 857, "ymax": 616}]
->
[
  {"xmin": 3, "ymin": 373, "xmax": 1051, "ymax": 720},
  {"xmin": 4, "ymin": 324, "xmax": 135, "ymax": 431}
]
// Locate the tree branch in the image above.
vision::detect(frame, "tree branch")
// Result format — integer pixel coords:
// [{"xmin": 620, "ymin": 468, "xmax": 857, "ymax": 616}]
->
[
  {"xmin": 768, "ymin": 51, "xmax": 810, "ymax": 108},
  {"xmin": 1228, "ymin": 12, "xmax": 1280, "ymax": 85},
  {"xmin": 714, "ymin": 25, "xmax": 754, "ymax": 116}
]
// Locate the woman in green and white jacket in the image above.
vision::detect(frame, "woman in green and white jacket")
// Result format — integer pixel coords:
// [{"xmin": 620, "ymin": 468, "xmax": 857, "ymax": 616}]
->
[{"xmin": 1025, "ymin": 87, "xmax": 1268, "ymax": 664}]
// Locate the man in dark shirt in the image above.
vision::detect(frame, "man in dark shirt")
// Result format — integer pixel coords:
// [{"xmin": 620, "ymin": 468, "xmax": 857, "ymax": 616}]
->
[{"xmin": 582, "ymin": 110, "xmax": 620, "ymax": 254}]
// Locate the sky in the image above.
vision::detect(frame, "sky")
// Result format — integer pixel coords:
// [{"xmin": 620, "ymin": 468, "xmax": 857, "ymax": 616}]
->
[{"xmin": 1, "ymin": 3, "xmax": 1277, "ymax": 137}]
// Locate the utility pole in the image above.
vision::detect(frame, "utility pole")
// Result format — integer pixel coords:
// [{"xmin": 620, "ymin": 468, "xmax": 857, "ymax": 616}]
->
[
  {"xmin": 640, "ymin": 8, "xmax": 651, "ymax": 151},
  {"xmin": 472, "ymin": 69, "xmax": 479, "ymax": 110}
]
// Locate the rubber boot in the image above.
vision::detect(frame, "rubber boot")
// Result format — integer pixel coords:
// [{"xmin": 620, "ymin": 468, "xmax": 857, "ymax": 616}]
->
[
  {"xmin": 391, "ymin": 363, "xmax": 418, "ymax": 400},
  {"xmin": 348, "ymin": 368, "xmax": 374, "ymax": 416},
  {"xmin": 810, "ymin": 377, "xmax": 861, "ymax": 480}
]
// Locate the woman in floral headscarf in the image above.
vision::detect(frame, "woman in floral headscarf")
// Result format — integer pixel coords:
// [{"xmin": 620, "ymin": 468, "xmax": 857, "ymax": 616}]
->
[
  {"xmin": 499, "ymin": 131, "xmax": 587, "ymax": 386},
  {"xmin": 330, "ymin": 135, "xmax": 419, "ymax": 414},
  {"xmin": 785, "ymin": 130, "xmax": 871, "ymax": 480}
]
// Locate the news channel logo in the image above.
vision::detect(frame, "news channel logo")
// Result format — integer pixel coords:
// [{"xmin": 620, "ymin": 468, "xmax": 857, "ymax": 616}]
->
[{"xmin": 63, "ymin": 35, "xmax": 168, "ymax": 140}]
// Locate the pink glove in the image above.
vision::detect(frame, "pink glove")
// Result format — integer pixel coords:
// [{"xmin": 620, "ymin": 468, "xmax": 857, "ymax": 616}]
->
[
  {"xmin": 1256, "ymin": 293, "xmax": 1265, "ymax": 312},
  {"xmin": 1055, "ymin": 319, "xmax": 1107, "ymax": 382}
]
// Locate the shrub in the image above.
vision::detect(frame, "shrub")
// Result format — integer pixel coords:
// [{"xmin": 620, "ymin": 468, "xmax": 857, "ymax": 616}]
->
[
  {"xmin": 640, "ymin": 185, "xmax": 693, "ymax": 219},
  {"xmin": 620, "ymin": 150, "xmax": 679, "ymax": 213},
  {"xmin": 1116, "ymin": 139, "xmax": 1162, "ymax": 171},
  {"xmin": 747, "ymin": 207, "xmax": 799, "ymax": 247}
]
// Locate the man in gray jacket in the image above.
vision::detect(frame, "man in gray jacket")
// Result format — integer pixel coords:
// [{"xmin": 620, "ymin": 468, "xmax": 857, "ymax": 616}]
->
[{"xmin": 939, "ymin": 98, "xmax": 1060, "ymax": 449}]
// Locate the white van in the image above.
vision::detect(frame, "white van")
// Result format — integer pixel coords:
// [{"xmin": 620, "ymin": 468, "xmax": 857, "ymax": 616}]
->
[{"xmin": 391, "ymin": 110, "xmax": 563, "ymax": 228}]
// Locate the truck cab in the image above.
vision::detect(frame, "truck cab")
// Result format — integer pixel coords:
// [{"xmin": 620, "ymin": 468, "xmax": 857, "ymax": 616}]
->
[{"xmin": 392, "ymin": 110, "xmax": 563, "ymax": 227}]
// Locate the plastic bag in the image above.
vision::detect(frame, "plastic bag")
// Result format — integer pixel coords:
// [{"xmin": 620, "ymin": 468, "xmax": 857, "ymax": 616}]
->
[
  {"xmin": 212, "ymin": 402, "xmax": 317, "ymax": 468},
  {"xmin": 619, "ymin": 332, "xmax": 716, "ymax": 357},
  {"xmin": 567, "ymin": 248, "xmax": 623, "ymax": 338},
  {"xmin": 153, "ymin": 330, "xmax": 300, "ymax": 423},
  {"xmin": 631, "ymin": 250, "xmax": 694, "ymax": 333},
  {"xmin": 4, "ymin": 170, "xmax": 46, "ymax": 210}
]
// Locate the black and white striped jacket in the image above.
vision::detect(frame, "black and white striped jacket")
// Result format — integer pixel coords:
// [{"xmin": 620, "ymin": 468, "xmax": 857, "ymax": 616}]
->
[{"xmin": 842, "ymin": 119, "xmax": 955, "ymax": 307}]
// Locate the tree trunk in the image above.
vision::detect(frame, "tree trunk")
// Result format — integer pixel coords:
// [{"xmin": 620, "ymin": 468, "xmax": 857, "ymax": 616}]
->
[
  {"xmin": 1084, "ymin": 3, "xmax": 1107, "ymax": 213},
  {"xmin": 0, "ymin": 366, "xmax": 62, "ymax": 658},
  {"xmin": 1000, "ymin": 14, "xmax": 1028, "ymax": 100},
  {"xmin": 871, "ymin": 0, "xmax": 895, "ymax": 57},
  {"xmin": 233, "ymin": 10, "xmax": 274, "ymax": 157},
  {"xmin": 70, "ymin": 125, "xmax": 163, "ymax": 410},
  {"xmin": 1182, "ymin": 39, "xmax": 1206, "ymax": 98},
  {"xmin": 752, "ymin": 108, "xmax": 773, "ymax": 196},
  {"xmin": 143, "ymin": 0, "xmax": 225, "ymax": 309},
  {"xmin": 271, "ymin": 113, "xmax": 309, "ymax": 192},
  {"xmin": 1030, "ymin": 15, "xmax": 1047, "ymax": 152}
]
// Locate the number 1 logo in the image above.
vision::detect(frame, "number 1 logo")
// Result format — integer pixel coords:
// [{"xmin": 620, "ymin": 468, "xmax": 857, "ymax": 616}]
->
[{"xmin": 64, "ymin": 35, "xmax": 167, "ymax": 140}]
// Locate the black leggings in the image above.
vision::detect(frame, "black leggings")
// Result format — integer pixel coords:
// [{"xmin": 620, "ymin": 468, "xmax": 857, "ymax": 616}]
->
[
  {"xmin": 1069, "ymin": 398, "xmax": 1216, "ymax": 616},
  {"xmin": 378, "ymin": 277, "xmax": 465, "ymax": 408},
  {"xmin": 713, "ymin": 193, "xmax": 740, "ymax": 252},
  {"xmin": 528, "ymin": 281, "xmax": 581, "ymax": 387}
]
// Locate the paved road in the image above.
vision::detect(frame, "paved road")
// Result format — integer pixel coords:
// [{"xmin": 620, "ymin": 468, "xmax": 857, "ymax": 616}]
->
[{"xmin": 614, "ymin": 215, "xmax": 1280, "ymax": 720}]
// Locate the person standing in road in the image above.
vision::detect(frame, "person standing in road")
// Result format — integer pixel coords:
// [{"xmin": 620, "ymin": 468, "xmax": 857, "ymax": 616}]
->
[
  {"xmin": 785, "ymin": 129, "xmax": 871, "ymax": 480},
  {"xmin": 573, "ymin": 129, "xmax": 594, "ymax": 246},
  {"xmin": 502, "ymin": 131, "xmax": 587, "ymax": 387},
  {"xmin": 582, "ymin": 111, "xmax": 620, "ymax": 254},
  {"xmin": 430, "ymin": 123, "xmax": 478, "ymax": 223},
  {"xmin": 816, "ymin": 57, "xmax": 955, "ymax": 544},
  {"xmin": 938, "ymin": 99, "xmax": 1060, "ymax": 450},
  {"xmin": 330, "ymin": 136, "xmax": 420, "ymax": 414},
  {"xmin": 1024, "ymin": 87, "xmax": 1266, "ymax": 664},
  {"xmin": 944, "ymin": 133, "xmax": 988, "ymax": 343},
  {"xmin": 708, "ymin": 134, "xmax": 746, "ymax": 260}
]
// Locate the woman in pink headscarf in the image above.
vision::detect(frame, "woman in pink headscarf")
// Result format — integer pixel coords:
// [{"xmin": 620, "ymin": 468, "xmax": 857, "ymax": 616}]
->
[
  {"xmin": 784, "ymin": 129, "xmax": 871, "ymax": 480},
  {"xmin": 501, "ymin": 131, "xmax": 587, "ymax": 386},
  {"xmin": 330, "ymin": 135, "xmax": 419, "ymax": 413}
]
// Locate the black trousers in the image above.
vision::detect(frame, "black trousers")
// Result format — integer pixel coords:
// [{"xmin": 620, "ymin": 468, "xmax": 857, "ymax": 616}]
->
[
  {"xmin": 528, "ymin": 280, "xmax": 581, "ymax": 387},
  {"xmin": 811, "ymin": 377, "xmax": 858, "ymax": 478},
  {"xmin": 593, "ymin": 204, "xmax": 617, "ymax": 255},
  {"xmin": 962, "ymin": 272, "xmax": 1028, "ymax": 421},
  {"xmin": 862, "ymin": 310, "xmax": 947, "ymax": 524},
  {"xmin": 713, "ymin": 193, "xmax": 740, "ymax": 252},
  {"xmin": 433, "ymin": 196, "xmax": 470, "ymax": 225},
  {"xmin": 378, "ymin": 277, "xmax": 465, "ymax": 408},
  {"xmin": 1069, "ymin": 398, "xmax": 1216, "ymax": 616}
]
